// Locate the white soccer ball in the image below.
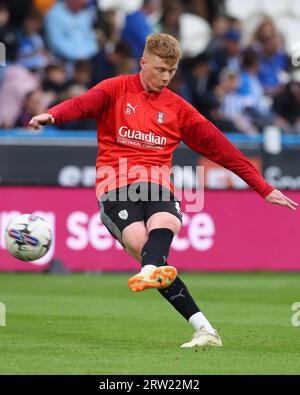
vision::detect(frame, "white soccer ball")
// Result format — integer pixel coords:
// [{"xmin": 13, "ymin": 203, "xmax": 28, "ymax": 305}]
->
[{"xmin": 5, "ymin": 214, "xmax": 52, "ymax": 262}]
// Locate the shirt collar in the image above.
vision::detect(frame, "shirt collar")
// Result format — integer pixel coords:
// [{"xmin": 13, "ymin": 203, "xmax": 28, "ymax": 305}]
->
[{"xmin": 134, "ymin": 73, "xmax": 164, "ymax": 99}]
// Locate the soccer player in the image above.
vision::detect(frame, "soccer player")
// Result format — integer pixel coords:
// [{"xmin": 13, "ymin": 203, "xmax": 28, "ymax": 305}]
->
[{"xmin": 29, "ymin": 34, "xmax": 298, "ymax": 348}]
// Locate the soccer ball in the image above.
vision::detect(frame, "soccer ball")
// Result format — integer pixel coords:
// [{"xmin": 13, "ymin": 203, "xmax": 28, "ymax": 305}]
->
[{"xmin": 5, "ymin": 214, "xmax": 52, "ymax": 262}]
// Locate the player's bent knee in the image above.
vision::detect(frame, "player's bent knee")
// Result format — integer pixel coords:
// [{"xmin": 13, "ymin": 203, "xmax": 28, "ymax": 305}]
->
[
  {"xmin": 124, "ymin": 234, "xmax": 148, "ymax": 254},
  {"xmin": 125, "ymin": 236, "xmax": 148, "ymax": 262},
  {"xmin": 122, "ymin": 222, "xmax": 149, "ymax": 262},
  {"xmin": 125, "ymin": 246, "xmax": 142, "ymax": 262},
  {"xmin": 147, "ymin": 213, "xmax": 182, "ymax": 235}
]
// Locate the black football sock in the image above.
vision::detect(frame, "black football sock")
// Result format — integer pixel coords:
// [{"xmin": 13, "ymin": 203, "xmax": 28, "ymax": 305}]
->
[
  {"xmin": 158, "ymin": 276, "xmax": 200, "ymax": 321},
  {"xmin": 140, "ymin": 228, "xmax": 200, "ymax": 320},
  {"xmin": 141, "ymin": 228, "xmax": 173, "ymax": 267}
]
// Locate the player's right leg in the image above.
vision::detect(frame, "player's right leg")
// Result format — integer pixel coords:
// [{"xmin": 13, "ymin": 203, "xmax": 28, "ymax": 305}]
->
[{"xmin": 99, "ymin": 188, "xmax": 177, "ymax": 292}]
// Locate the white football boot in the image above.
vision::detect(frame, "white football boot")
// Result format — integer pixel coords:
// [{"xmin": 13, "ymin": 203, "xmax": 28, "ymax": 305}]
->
[
  {"xmin": 181, "ymin": 326, "xmax": 222, "ymax": 348},
  {"xmin": 128, "ymin": 264, "xmax": 177, "ymax": 292}
]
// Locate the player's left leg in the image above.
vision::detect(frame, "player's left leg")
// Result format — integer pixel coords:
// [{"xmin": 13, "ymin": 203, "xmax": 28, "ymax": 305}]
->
[
  {"xmin": 140, "ymin": 202, "xmax": 222, "ymax": 347},
  {"xmin": 125, "ymin": 211, "xmax": 221, "ymax": 347}
]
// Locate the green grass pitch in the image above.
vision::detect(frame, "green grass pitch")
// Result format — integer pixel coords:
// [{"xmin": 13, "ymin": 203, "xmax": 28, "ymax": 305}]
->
[{"xmin": 0, "ymin": 272, "xmax": 299, "ymax": 375}]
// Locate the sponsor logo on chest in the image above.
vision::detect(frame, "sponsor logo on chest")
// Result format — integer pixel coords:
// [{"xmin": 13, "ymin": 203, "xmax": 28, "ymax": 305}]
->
[{"xmin": 118, "ymin": 125, "xmax": 167, "ymax": 149}]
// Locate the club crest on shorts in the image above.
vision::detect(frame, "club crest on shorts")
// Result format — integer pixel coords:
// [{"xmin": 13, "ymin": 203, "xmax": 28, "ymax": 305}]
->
[
  {"xmin": 157, "ymin": 112, "xmax": 166, "ymax": 124},
  {"xmin": 118, "ymin": 210, "xmax": 128, "ymax": 220}
]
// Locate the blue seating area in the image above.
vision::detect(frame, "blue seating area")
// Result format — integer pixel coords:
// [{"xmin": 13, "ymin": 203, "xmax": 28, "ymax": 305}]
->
[{"xmin": 1, "ymin": 129, "xmax": 300, "ymax": 148}]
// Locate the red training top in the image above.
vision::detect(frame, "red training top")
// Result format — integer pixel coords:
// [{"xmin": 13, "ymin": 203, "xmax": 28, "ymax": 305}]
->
[{"xmin": 47, "ymin": 73, "xmax": 274, "ymax": 199}]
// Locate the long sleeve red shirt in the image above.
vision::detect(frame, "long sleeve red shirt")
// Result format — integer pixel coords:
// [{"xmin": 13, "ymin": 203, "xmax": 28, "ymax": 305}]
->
[{"xmin": 47, "ymin": 73, "xmax": 274, "ymax": 199}]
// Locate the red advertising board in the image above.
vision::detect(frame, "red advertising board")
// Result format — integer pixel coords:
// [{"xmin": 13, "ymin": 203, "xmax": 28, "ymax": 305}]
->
[{"xmin": 0, "ymin": 187, "xmax": 299, "ymax": 272}]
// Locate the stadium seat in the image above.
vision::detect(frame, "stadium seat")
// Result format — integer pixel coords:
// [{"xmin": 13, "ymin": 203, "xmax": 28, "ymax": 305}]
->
[
  {"xmin": 225, "ymin": 0, "xmax": 260, "ymax": 20},
  {"xmin": 180, "ymin": 13, "xmax": 211, "ymax": 58},
  {"xmin": 97, "ymin": 0, "xmax": 143, "ymax": 14},
  {"xmin": 240, "ymin": 13, "xmax": 266, "ymax": 45},
  {"xmin": 276, "ymin": 16, "xmax": 300, "ymax": 55},
  {"xmin": 288, "ymin": 0, "xmax": 300, "ymax": 17},
  {"xmin": 260, "ymin": 0, "xmax": 288, "ymax": 18}
]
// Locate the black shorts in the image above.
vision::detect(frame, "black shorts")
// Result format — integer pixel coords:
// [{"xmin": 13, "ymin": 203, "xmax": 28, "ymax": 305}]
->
[{"xmin": 98, "ymin": 182, "xmax": 182, "ymax": 244}]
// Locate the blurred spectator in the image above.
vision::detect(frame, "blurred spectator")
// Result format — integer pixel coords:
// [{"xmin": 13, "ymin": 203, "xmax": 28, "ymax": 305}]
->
[
  {"xmin": 121, "ymin": 0, "xmax": 160, "ymax": 61},
  {"xmin": 206, "ymin": 15, "xmax": 241, "ymax": 56},
  {"xmin": 158, "ymin": 0, "xmax": 182, "ymax": 39},
  {"xmin": 71, "ymin": 59, "xmax": 92, "ymax": 88},
  {"xmin": 213, "ymin": 68, "xmax": 259, "ymax": 135},
  {"xmin": 16, "ymin": 8, "xmax": 49, "ymax": 71},
  {"xmin": 273, "ymin": 71, "xmax": 300, "ymax": 134},
  {"xmin": 42, "ymin": 62, "xmax": 69, "ymax": 106},
  {"xmin": 0, "ymin": 0, "xmax": 299, "ymax": 134},
  {"xmin": 95, "ymin": 9, "xmax": 122, "ymax": 47},
  {"xmin": 180, "ymin": 0, "xmax": 209, "ymax": 20},
  {"xmin": 253, "ymin": 19, "xmax": 289, "ymax": 96},
  {"xmin": 166, "ymin": 68, "xmax": 192, "ymax": 102},
  {"xmin": 205, "ymin": 0, "xmax": 226, "ymax": 21},
  {"xmin": 34, "ymin": 0, "xmax": 57, "ymax": 14},
  {"xmin": 57, "ymin": 84, "xmax": 96, "ymax": 130},
  {"xmin": 43, "ymin": 62, "xmax": 68, "ymax": 93},
  {"xmin": 6, "ymin": 0, "xmax": 32, "ymax": 28},
  {"xmin": 158, "ymin": 0, "xmax": 211, "ymax": 58},
  {"xmin": 183, "ymin": 53, "xmax": 217, "ymax": 118},
  {"xmin": 229, "ymin": 16, "xmax": 242, "ymax": 32},
  {"xmin": 205, "ymin": 14, "xmax": 231, "ymax": 57},
  {"xmin": 210, "ymin": 28, "xmax": 242, "ymax": 77},
  {"xmin": 91, "ymin": 41, "xmax": 135, "ymax": 84},
  {"xmin": 15, "ymin": 89, "xmax": 49, "ymax": 127},
  {"xmin": 45, "ymin": 0, "xmax": 98, "ymax": 61},
  {"xmin": 43, "ymin": 60, "xmax": 92, "ymax": 106},
  {"xmin": 0, "ymin": 65, "xmax": 40, "ymax": 128},
  {"xmin": 178, "ymin": 0, "xmax": 226, "ymax": 21},
  {"xmin": 0, "ymin": 1, "xmax": 18, "ymax": 63},
  {"xmin": 238, "ymin": 48, "xmax": 275, "ymax": 130}
]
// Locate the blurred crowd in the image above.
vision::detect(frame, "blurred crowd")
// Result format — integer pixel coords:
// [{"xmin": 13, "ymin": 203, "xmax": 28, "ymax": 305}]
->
[{"xmin": 1, "ymin": 0, "xmax": 300, "ymax": 134}]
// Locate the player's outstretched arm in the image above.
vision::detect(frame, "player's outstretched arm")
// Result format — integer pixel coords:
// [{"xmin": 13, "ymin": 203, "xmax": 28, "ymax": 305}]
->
[
  {"xmin": 265, "ymin": 189, "xmax": 298, "ymax": 211},
  {"xmin": 29, "ymin": 87, "xmax": 109, "ymax": 129},
  {"xmin": 29, "ymin": 113, "xmax": 55, "ymax": 131},
  {"xmin": 178, "ymin": 101, "xmax": 299, "ymax": 209}
]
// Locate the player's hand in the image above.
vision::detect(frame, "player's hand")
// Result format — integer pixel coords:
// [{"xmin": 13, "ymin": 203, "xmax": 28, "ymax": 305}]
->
[
  {"xmin": 265, "ymin": 189, "xmax": 298, "ymax": 211},
  {"xmin": 29, "ymin": 113, "xmax": 54, "ymax": 131}
]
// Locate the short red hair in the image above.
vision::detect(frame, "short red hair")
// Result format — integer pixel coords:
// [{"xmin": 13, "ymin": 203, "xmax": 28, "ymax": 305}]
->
[{"xmin": 143, "ymin": 33, "xmax": 181, "ymax": 65}]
